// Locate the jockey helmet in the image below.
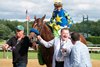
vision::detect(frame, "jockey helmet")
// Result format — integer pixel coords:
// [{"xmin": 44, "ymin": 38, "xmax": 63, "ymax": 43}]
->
[{"xmin": 54, "ymin": 2, "xmax": 62, "ymax": 7}]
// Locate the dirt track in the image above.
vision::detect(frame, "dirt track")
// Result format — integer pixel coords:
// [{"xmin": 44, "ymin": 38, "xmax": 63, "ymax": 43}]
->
[{"xmin": 0, "ymin": 59, "xmax": 100, "ymax": 67}]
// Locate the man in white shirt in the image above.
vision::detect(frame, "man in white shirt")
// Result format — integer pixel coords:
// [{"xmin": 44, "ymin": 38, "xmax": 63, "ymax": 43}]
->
[
  {"xmin": 37, "ymin": 28, "xmax": 73, "ymax": 67},
  {"xmin": 70, "ymin": 32, "xmax": 92, "ymax": 67}
]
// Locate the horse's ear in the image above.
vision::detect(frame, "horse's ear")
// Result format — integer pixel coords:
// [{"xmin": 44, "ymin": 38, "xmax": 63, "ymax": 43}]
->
[
  {"xmin": 41, "ymin": 15, "xmax": 46, "ymax": 21},
  {"xmin": 34, "ymin": 16, "xmax": 36, "ymax": 20}
]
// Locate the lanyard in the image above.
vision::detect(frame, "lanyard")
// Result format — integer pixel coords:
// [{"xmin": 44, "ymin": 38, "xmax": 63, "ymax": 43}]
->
[
  {"xmin": 11, "ymin": 39, "xmax": 21, "ymax": 51},
  {"xmin": 60, "ymin": 38, "xmax": 68, "ymax": 49}
]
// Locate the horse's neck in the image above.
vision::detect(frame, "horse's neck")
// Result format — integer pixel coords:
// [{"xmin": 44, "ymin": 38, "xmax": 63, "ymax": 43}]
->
[
  {"xmin": 40, "ymin": 24, "xmax": 54, "ymax": 41},
  {"xmin": 80, "ymin": 35, "xmax": 87, "ymax": 45}
]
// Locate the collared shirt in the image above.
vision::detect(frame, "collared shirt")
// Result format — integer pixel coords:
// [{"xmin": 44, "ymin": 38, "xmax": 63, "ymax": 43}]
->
[
  {"xmin": 70, "ymin": 41, "xmax": 92, "ymax": 67},
  {"xmin": 56, "ymin": 39, "xmax": 67, "ymax": 62}
]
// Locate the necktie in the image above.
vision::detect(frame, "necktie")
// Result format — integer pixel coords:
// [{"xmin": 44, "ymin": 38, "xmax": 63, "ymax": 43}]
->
[{"xmin": 57, "ymin": 41, "xmax": 64, "ymax": 61}]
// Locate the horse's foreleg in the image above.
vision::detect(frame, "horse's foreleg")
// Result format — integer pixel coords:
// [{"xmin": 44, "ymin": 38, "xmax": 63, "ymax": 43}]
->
[
  {"xmin": 46, "ymin": 63, "xmax": 52, "ymax": 67},
  {"xmin": 32, "ymin": 42, "xmax": 38, "ymax": 50}
]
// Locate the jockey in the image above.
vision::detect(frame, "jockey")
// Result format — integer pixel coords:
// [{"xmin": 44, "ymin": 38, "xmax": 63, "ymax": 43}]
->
[{"xmin": 49, "ymin": 0, "xmax": 73, "ymax": 37}]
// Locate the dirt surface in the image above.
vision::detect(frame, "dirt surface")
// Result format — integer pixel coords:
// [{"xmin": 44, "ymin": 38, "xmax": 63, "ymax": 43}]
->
[{"xmin": 0, "ymin": 59, "xmax": 100, "ymax": 67}]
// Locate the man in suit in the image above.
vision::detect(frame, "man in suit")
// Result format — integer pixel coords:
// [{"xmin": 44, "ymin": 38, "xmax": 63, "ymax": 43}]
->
[
  {"xmin": 70, "ymin": 32, "xmax": 92, "ymax": 67},
  {"xmin": 37, "ymin": 28, "xmax": 73, "ymax": 67}
]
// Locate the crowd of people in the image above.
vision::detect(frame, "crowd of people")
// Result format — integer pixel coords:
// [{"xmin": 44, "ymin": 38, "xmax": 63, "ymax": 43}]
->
[
  {"xmin": 2, "ymin": 0, "xmax": 92, "ymax": 67},
  {"xmin": 2, "ymin": 25, "xmax": 92, "ymax": 67}
]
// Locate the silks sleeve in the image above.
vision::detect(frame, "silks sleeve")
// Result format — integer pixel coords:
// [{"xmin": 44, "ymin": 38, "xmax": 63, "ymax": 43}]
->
[
  {"xmin": 50, "ymin": 11, "xmax": 55, "ymax": 23},
  {"xmin": 64, "ymin": 11, "xmax": 74, "ymax": 28}
]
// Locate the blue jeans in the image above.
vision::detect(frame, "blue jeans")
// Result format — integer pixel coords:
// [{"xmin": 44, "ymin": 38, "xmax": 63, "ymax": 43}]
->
[{"xmin": 13, "ymin": 62, "xmax": 27, "ymax": 67}]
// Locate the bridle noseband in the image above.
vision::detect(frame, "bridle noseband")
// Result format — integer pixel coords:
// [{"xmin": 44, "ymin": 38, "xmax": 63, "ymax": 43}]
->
[{"xmin": 34, "ymin": 19, "xmax": 44, "ymax": 35}]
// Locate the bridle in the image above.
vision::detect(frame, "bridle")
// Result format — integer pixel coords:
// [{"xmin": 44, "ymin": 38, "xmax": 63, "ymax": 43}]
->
[{"xmin": 33, "ymin": 19, "xmax": 44, "ymax": 35}]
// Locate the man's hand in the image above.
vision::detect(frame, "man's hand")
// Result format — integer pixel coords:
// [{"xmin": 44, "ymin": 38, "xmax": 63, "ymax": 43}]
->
[
  {"xmin": 61, "ymin": 48, "xmax": 67, "ymax": 53},
  {"xmin": 61, "ymin": 48, "xmax": 67, "ymax": 56},
  {"xmin": 37, "ymin": 35, "xmax": 42, "ymax": 41},
  {"xmin": 2, "ymin": 44, "xmax": 9, "ymax": 50}
]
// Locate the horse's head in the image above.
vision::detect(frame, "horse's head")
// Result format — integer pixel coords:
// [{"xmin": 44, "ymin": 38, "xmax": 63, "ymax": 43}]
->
[
  {"xmin": 30, "ymin": 15, "xmax": 45, "ymax": 50},
  {"xmin": 32, "ymin": 15, "xmax": 46, "ymax": 32},
  {"xmin": 32, "ymin": 15, "xmax": 54, "ymax": 41}
]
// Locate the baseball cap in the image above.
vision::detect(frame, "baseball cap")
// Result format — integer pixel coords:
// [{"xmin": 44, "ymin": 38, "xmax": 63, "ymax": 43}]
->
[{"xmin": 16, "ymin": 25, "xmax": 24, "ymax": 31}]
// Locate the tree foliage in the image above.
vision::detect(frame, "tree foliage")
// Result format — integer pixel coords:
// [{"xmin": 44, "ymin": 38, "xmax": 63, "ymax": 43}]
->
[
  {"xmin": 70, "ymin": 20, "xmax": 100, "ymax": 36},
  {"xmin": 0, "ymin": 19, "xmax": 33, "ymax": 40},
  {"xmin": 0, "ymin": 19, "xmax": 100, "ymax": 40}
]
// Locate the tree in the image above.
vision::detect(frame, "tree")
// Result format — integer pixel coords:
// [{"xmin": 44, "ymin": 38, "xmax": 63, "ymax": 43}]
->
[
  {"xmin": 70, "ymin": 20, "xmax": 100, "ymax": 36},
  {"xmin": 0, "ymin": 23, "xmax": 14, "ymax": 40}
]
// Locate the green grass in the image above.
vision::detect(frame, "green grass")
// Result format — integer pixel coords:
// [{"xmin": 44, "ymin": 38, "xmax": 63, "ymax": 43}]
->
[
  {"xmin": 28, "ymin": 51, "xmax": 37, "ymax": 59},
  {"xmin": 0, "ymin": 51, "xmax": 100, "ymax": 60},
  {"xmin": 0, "ymin": 51, "xmax": 38, "ymax": 59},
  {"xmin": 90, "ymin": 53, "xmax": 100, "ymax": 60}
]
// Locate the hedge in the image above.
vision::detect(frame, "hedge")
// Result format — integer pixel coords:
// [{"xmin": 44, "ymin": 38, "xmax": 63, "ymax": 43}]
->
[{"xmin": 86, "ymin": 36, "xmax": 100, "ymax": 44}]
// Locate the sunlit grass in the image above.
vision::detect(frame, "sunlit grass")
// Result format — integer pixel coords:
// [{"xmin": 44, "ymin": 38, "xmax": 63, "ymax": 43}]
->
[
  {"xmin": 0, "ymin": 51, "xmax": 37, "ymax": 59},
  {"xmin": 0, "ymin": 51, "xmax": 100, "ymax": 60},
  {"xmin": 90, "ymin": 53, "xmax": 100, "ymax": 60}
]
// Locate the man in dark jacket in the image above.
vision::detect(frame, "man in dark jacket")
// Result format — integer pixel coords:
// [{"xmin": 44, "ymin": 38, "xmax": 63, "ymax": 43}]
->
[{"xmin": 2, "ymin": 25, "xmax": 39, "ymax": 67}]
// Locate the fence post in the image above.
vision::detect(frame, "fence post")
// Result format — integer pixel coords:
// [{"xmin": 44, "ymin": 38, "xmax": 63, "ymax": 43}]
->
[{"xmin": 3, "ymin": 50, "xmax": 6, "ymax": 59}]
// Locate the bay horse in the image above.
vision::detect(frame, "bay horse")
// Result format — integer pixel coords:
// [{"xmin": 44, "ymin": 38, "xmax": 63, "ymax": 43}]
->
[
  {"xmin": 32, "ymin": 15, "xmax": 87, "ymax": 67},
  {"xmin": 32, "ymin": 15, "xmax": 54, "ymax": 67}
]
